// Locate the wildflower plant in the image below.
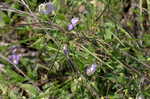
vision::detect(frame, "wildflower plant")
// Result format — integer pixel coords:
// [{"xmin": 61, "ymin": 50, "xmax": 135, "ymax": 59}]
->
[{"xmin": 0, "ymin": 0, "xmax": 150, "ymax": 99}]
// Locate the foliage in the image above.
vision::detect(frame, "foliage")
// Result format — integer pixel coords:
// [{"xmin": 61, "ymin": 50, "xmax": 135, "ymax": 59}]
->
[{"xmin": 0, "ymin": 0, "xmax": 150, "ymax": 98}]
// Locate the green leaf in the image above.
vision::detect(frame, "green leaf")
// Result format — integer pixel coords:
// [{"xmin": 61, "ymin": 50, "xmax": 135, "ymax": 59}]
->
[
  {"xmin": 104, "ymin": 22, "xmax": 115, "ymax": 40},
  {"xmin": 19, "ymin": 84, "xmax": 39, "ymax": 97},
  {"xmin": 104, "ymin": 29, "xmax": 113, "ymax": 40},
  {"xmin": 6, "ymin": 69, "xmax": 26, "ymax": 83},
  {"xmin": 0, "ymin": 12, "xmax": 7, "ymax": 27}
]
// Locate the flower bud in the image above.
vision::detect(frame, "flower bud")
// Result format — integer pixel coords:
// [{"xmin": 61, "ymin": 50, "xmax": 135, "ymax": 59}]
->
[{"xmin": 63, "ymin": 44, "xmax": 69, "ymax": 55}]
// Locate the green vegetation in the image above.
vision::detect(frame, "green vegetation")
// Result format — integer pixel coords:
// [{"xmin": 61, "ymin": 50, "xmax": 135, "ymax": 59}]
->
[{"xmin": 0, "ymin": 0, "xmax": 150, "ymax": 98}]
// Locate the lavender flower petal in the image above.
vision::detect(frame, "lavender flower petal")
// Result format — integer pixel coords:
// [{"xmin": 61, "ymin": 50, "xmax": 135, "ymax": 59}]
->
[
  {"xmin": 68, "ymin": 24, "xmax": 74, "ymax": 31},
  {"xmin": 86, "ymin": 64, "xmax": 97, "ymax": 76},
  {"xmin": 9, "ymin": 54, "xmax": 21, "ymax": 65},
  {"xmin": 71, "ymin": 18, "xmax": 79, "ymax": 26}
]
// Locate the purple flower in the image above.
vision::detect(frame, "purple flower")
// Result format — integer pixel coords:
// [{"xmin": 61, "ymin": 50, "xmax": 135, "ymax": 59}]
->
[
  {"xmin": 86, "ymin": 64, "xmax": 97, "ymax": 76},
  {"xmin": 68, "ymin": 17, "xmax": 79, "ymax": 31},
  {"xmin": 39, "ymin": 2, "xmax": 55, "ymax": 14},
  {"xmin": 71, "ymin": 18, "xmax": 79, "ymax": 26},
  {"xmin": 9, "ymin": 54, "xmax": 21, "ymax": 65},
  {"xmin": 68, "ymin": 24, "xmax": 74, "ymax": 31}
]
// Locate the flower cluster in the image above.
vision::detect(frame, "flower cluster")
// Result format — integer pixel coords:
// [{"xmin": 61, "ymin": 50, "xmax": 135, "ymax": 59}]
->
[{"xmin": 68, "ymin": 18, "xmax": 79, "ymax": 31}]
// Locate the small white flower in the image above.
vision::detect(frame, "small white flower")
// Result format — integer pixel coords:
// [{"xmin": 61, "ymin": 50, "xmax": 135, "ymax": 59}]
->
[{"xmin": 86, "ymin": 64, "xmax": 97, "ymax": 76}]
